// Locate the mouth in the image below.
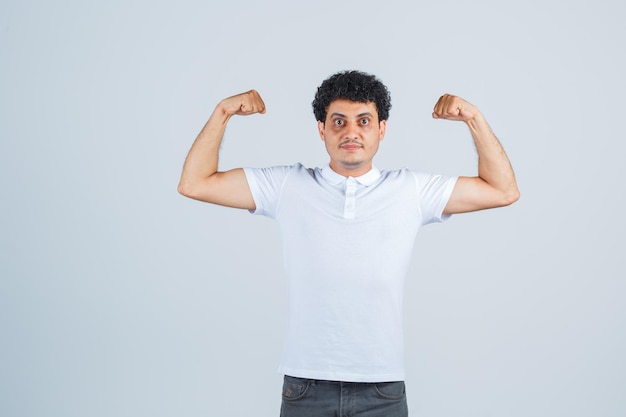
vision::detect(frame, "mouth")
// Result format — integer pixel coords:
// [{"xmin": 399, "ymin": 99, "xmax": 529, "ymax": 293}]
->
[{"xmin": 339, "ymin": 141, "xmax": 363, "ymax": 150}]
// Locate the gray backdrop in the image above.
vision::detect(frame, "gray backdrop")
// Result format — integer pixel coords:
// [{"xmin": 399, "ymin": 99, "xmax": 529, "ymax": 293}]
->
[{"xmin": 1, "ymin": 0, "xmax": 624, "ymax": 416}]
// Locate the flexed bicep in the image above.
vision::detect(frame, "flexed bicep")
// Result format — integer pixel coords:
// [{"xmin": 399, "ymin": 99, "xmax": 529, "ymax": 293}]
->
[{"xmin": 178, "ymin": 90, "xmax": 266, "ymax": 209}]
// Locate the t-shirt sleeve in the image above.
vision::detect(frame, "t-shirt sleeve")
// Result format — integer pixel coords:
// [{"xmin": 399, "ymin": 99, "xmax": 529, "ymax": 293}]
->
[
  {"xmin": 410, "ymin": 171, "xmax": 458, "ymax": 225},
  {"xmin": 243, "ymin": 165, "xmax": 293, "ymax": 218}
]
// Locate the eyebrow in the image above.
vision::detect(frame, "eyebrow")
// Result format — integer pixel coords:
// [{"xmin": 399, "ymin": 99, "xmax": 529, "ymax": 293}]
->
[{"xmin": 329, "ymin": 112, "xmax": 374, "ymax": 118}]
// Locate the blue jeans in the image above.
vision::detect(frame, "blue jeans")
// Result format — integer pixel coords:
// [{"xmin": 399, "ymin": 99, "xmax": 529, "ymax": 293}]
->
[{"xmin": 280, "ymin": 375, "xmax": 408, "ymax": 417}]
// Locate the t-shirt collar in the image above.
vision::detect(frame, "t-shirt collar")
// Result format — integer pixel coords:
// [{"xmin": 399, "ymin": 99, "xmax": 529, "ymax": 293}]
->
[{"xmin": 321, "ymin": 164, "xmax": 381, "ymax": 186}]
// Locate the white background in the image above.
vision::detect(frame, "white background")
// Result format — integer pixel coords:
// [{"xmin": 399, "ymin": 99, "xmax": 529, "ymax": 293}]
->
[{"xmin": 1, "ymin": 1, "xmax": 624, "ymax": 416}]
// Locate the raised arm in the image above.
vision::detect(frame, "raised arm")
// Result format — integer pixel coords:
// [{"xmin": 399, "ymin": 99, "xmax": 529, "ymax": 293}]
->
[
  {"xmin": 432, "ymin": 94, "xmax": 520, "ymax": 215},
  {"xmin": 177, "ymin": 90, "xmax": 266, "ymax": 209}
]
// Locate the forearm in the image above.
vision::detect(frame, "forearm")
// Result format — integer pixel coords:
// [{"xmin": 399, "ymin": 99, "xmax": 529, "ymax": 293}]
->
[
  {"xmin": 466, "ymin": 114, "xmax": 519, "ymax": 202},
  {"xmin": 178, "ymin": 105, "xmax": 231, "ymax": 194}
]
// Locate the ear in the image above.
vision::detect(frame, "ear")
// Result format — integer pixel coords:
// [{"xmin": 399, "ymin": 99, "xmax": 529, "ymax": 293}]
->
[
  {"xmin": 379, "ymin": 120, "xmax": 387, "ymax": 141},
  {"xmin": 317, "ymin": 120, "xmax": 325, "ymax": 141}
]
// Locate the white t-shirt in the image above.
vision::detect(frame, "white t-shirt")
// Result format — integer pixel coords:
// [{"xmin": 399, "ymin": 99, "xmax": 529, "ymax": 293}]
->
[{"xmin": 244, "ymin": 163, "xmax": 457, "ymax": 382}]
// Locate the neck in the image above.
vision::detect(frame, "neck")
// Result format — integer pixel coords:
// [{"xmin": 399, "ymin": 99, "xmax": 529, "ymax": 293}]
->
[{"xmin": 329, "ymin": 161, "xmax": 372, "ymax": 177}]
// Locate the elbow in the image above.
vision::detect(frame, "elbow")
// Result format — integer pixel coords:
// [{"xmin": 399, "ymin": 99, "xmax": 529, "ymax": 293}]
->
[
  {"xmin": 177, "ymin": 183, "xmax": 186, "ymax": 197},
  {"xmin": 502, "ymin": 186, "xmax": 521, "ymax": 206},
  {"xmin": 178, "ymin": 177, "xmax": 215, "ymax": 202},
  {"xmin": 177, "ymin": 180, "xmax": 195, "ymax": 199}
]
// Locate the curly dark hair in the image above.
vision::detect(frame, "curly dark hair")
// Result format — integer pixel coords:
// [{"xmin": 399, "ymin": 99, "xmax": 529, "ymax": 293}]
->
[{"xmin": 312, "ymin": 70, "xmax": 392, "ymax": 122}]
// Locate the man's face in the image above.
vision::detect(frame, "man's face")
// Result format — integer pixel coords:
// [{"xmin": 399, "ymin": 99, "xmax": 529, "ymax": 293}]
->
[{"xmin": 318, "ymin": 99, "xmax": 387, "ymax": 177}]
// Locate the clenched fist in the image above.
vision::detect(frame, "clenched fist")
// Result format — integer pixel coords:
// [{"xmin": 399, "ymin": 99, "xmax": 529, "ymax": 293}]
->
[
  {"xmin": 219, "ymin": 90, "xmax": 266, "ymax": 116},
  {"xmin": 432, "ymin": 94, "xmax": 480, "ymax": 123}
]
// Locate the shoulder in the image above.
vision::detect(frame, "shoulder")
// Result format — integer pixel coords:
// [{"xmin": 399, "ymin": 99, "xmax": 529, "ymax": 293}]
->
[
  {"xmin": 244, "ymin": 163, "xmax": 319, "ymax": 185},
  {"xmin": 392, "ymin": 168, "xmax": 456, "ymax": 186},
  {"xmin": 245, "ymin": 163, "xmax": 296, "ymax": 177},
  {"xmin": 378, "ymin": 167, "xmax": 417, "ymax": 183},
  {"xmin": 379, "ymin": 168, "xmax": 457, "ymax": 195}
]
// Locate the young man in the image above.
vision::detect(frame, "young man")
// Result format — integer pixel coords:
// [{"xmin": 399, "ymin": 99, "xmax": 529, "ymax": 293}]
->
[{"xmin": 178, "ymin": 70, "xmax": 519, "ymax": 417}]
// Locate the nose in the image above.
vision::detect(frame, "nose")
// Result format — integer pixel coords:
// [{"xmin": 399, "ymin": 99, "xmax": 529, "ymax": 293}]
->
[{"xmin": 344, "ymin": 121, "xmax": 360, "ymax": 140}]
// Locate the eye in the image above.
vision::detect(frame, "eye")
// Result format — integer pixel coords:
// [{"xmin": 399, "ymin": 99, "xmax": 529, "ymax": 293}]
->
[
  {"xmin": 334, "ymin": 119, "xmax": 345, "ymax": 126},
  {"xmin": 360, "ymin": 118, "xmax": 370, "ymax": 125}
]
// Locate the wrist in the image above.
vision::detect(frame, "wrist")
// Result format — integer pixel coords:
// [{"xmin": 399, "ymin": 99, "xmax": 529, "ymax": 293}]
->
[
  {"xmin": 213, "ymin": 102, "xmax": 234, "ymax": 124},
  {"xmin": 465, "ymin": 111, "xmax": 487, "ymax": 130}
]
